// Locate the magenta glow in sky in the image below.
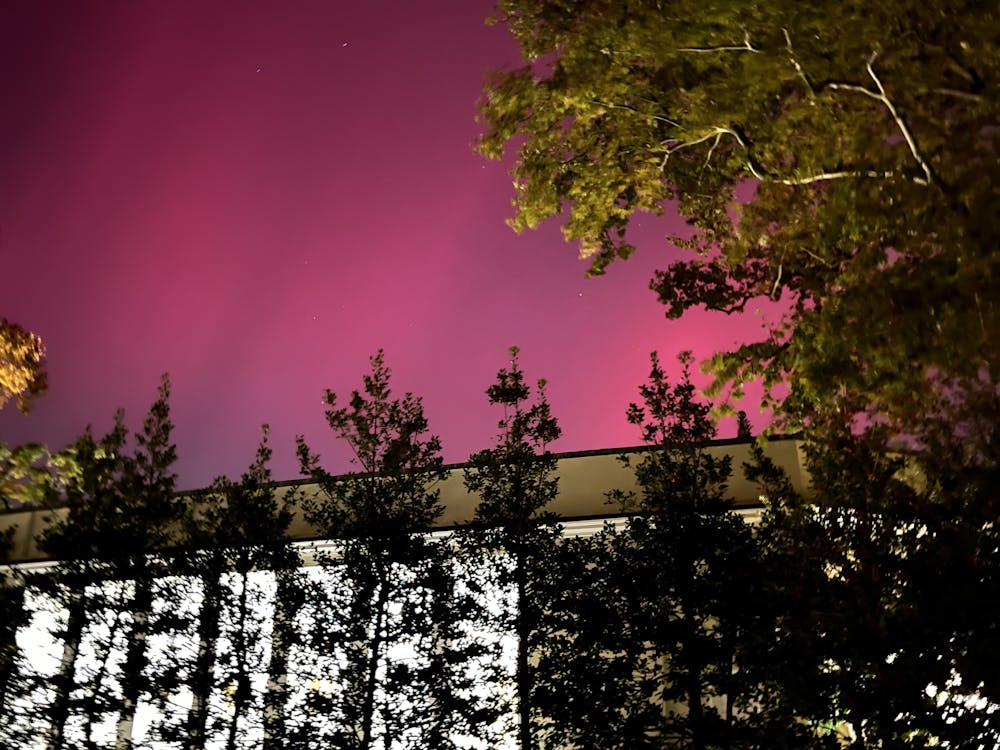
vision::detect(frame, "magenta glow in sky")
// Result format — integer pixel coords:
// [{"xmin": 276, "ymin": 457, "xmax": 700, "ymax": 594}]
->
[{"xmin": 0, "ymin": 1, "xmax": 766, "ymax": 489}]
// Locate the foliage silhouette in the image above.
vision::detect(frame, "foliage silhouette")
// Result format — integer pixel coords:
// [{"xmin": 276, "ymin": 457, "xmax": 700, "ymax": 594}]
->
[
  {"xmin": 461, "ymin": 346, "xmax": 562, "ymax": 749},
  {"xmin": 294, "ymin": 350, "xmax": 459, "ymax": 749},
  {"xmin": 748, "ymin": 407, "xmax": 1000, "ymax": 747}
]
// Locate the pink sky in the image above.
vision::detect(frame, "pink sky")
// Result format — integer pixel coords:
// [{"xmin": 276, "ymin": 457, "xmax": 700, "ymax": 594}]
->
[{"xmin": 0, "ymin": 1, "xmax": 770, "ymax": 489}]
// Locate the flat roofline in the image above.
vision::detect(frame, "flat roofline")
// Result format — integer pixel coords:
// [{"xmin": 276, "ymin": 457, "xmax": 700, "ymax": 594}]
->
[
  {"xmin": 1, "ymin": 438, "xmax": 808, "ymax": 564},
  {"xmin": 1, "ymin": 434, "xmax": 802, "ymax": 514},
  {"xmin": 225, "ymin": 433, "xmax": 806, "ymax": 494}
]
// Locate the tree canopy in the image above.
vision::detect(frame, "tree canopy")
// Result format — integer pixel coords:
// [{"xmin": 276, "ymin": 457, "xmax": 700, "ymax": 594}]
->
[
  {"xmin": 0, "ymin": 319, "xmax": 46, "ymax": 414},
  {"xmin": 478, "ymin": 0, "xmax": 1000, "ymax": 430}
]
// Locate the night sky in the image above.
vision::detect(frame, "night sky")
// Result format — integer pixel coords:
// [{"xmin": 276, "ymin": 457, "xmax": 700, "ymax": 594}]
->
[{"xmin": 0, "ymin": 0, "xmax": 768, "ymax": 490}]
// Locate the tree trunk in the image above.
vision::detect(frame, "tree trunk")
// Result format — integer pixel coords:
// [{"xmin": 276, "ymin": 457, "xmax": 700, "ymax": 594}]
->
[
  {"xmin": 45, "ymin": 589, "xmax": 86, "ymax": 750},
  {"xmin": 722, "ymin": 619, "xmax": 735, "ymax": 750},
  {"xmin": 114, "ymin": 574, "xmax": 153, "ymax": 750},
  {"xmin": 184, "ymin": 566, "xmax": 222, "ymax": 750},
  {"xmin": 686, "ymin": 656, "xmax": 706, "ymax": 749},
  {"xmin": 262, "ymin": 569, "xmax": 295, "ymax": 750},
  {"xmin": 683, "ymin": 605, "xmax": 706, "ymax": 750},
  {"xmin": 0, "ymin": 580, "xmax": 25, "ymax": 715},
  {"xmin": 81, "ymin": 606, "xmax": 127, "ymax": 749},
  {"xmin": 359, "ymin": 565, "xmax": 390, "ymax": 750},
  {"xmin": 515, "ymin": 544, "xmax": 532, "ymax": 750},
  {"xmin": 422, "ymin": 556, "xmax": 457, "ymax": 748},
  {"xmin": 224, "ymin": 564, "xmax": 253, "ymax": 750}
]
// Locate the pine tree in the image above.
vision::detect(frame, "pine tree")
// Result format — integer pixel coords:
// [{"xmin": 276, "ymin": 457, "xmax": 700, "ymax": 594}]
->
[{"xmin": 146, "ymin": 426, "xmax": 298, "ymax": 750}]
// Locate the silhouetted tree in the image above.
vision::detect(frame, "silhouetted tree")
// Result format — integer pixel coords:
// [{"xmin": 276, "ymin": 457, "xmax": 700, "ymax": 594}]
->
[
  {"xmin": 293, "ymin": 350, "xmax": 449, "ymax": 749},
  {"xmin": 4, "ymin": 376, "xmax": 182, "ymax": 750},
  {"xmin": 0, "ymin": 442, "xmax": 79, "ymax": 729},
  {"xmin": 0, "ymin": 522, "xmax": 28, "ymax": 734},
  {"xmin": 135, "ymin": 426, "xmax": 299, "ymax": 750},
  {"xmin": 520, "ymin": 520, "xmax": 655, "ymax": 750},
  {"xmin": 462, "ymin": 346, "xmax": 561, "ymax": 749},
  {"xmin": 606, "ymin": 352, "xmax": 805, "ymax": 749},
  {"xmin": 748, "ymin": 395, "xmax": 1000, "ymax": 747}
]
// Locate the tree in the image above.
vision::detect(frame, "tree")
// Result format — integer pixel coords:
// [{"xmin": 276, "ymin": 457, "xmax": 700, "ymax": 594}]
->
[
  {"xmin": 909, "ymin": 373, "xmax": 1000, "ymax": 719},
  {"xmin": 479, "ymin": 0, "xmax": 1000, "ymax": 432},
  {"xmin": 605, "ymin": 352, "xmax": 810, "ymax": 748},
  {"xmin": 0, "ymin": 319, "xmax": 46, "ymax": 414},
  {"xmin": 165, "ymin": 426, "xmax": 297, "ymax": 750},
  {"xmin": 748, "ymin": 407, "xmax": 1000, "ymax": 748},
  {"xmin": 0, "ymin": 443, "xmax": 79, "ymax": 746},
  {"xmin": 0, "ymin": 444, "xmax": 79, "ymax": 511},
  {"xmin": 3, "ymin": 376, "xmax": 182, "ymax": 750},
  {"xmin": 462, "ymin": 346, "xmax": 562, "ymax": 750},
  {"xmin": 520, "ymin": 521, "xmax": 661, "ymax": 750},
  {"xmin": 294, "ymin": 350, "xmax": 453, "ymax": 749}
]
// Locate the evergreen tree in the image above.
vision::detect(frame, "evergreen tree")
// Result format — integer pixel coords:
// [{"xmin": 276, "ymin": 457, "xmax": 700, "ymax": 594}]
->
[
  {"xmin": 262, "ymin": 559, "xmax": 306, "ymax": 750},
  {"xmin": 139, "ymin": 426, "xmax": 298, "ymax": 750}
]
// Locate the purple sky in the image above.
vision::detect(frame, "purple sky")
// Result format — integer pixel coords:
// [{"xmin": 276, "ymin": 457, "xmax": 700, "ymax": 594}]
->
[{"xmin": 0, "ymin": 0, "xmax": 769, "ymax": 490}]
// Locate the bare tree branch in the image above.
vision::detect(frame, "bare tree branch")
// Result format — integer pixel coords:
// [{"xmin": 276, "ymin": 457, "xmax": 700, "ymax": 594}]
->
[
  {"xmin": 826, "ymin": 81, "xmax": 883, "ymax": 101},
  {"xmin": 715, "ymin": 127, "xmax": 767, "ymax": 180},
  {"xmin": 593, "ymin": 100, "xmax": 681, "ymax": 127},
  {"xmin": 822, "ymin": 54, "xmax": 937, "ymax": 186},
  {"xmin": 662, "ymin": 130, "xmax": 725, "ymax": 153},
  {"xmin": 783, "ymin": 28, "xmax": 816, "ymax": 100},
  {"xmin": 658, "ymin": 119, "xmax": 927, "ymax": 188},
  {"xmin": 659, "ymin": 126, "xmax": 767, "ymax": 179},
  {"xmin": 928, "ymin": 87, "xmax": 985, "ymax": 102},
  {"xmin": 677, "ymin": 30, "xmax": 760, "ymax": 54},
  {"xmin": 770, "ymin": 263, "xmax": 783, "ymax": 299},
  {"xmin": 864, "ymin": 55, "xmax": 936, "ymax": 186},
  {"xmin": 803, "ymin": 248, "xmax": 835, "ymax": 268},
  {"xmin": 703, "ymin": 132, "xmax": 723, "ymax": 171},
  {"xmin": 777, "ymin": 169, "xmax": 928, "ymax": 186}
]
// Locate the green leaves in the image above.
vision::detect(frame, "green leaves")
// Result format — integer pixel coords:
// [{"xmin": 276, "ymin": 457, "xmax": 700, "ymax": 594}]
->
[
  {"xmin": 0, "ymin": 442, "xmax": 79, "ymax": 511},
  {"xmin": 481, "ymin": 0, "xmax": 1000, "ymax": 433},
  {"xmin": 0, "ymin": 319, "xmax": 46, "ymax": 415}
]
